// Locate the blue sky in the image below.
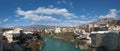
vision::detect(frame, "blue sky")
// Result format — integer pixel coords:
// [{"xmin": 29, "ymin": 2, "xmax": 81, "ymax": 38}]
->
[{"xmin": 0, "ymin": 0, "xmax": 120, "ymax": 27}]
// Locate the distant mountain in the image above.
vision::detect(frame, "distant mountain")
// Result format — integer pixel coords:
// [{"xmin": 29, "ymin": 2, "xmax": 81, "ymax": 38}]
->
[
  {"xmin": 17, "ymin": 24, "xmax": 56, "ymax": 30},
  {"xmin": 15, "ymin": 24, "xmax": 71, "ymax": 30},
  {"xmin": 1, "ymin": 24, "xmax": 72, "ymax": 30}
]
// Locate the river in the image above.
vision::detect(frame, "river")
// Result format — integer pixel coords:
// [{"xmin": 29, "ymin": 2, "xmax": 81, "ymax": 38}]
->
[{"xmin": 41, "ymin": 36, "xmax": 88, "ymax": 51}]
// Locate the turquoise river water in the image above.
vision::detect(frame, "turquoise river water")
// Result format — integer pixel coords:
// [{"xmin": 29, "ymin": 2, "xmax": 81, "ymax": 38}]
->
[{"xmin": 41, "ymin": 36, "xmax": 88, "ymax": 51}]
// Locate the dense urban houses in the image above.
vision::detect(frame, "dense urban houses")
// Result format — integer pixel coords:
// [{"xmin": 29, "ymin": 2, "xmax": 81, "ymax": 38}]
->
[
  {"xmin": 55, "ymin": 27, "xmax": 61, "ymax": 33},
  {"xmin": 1, "ymin": 28, "xmax": 44, "ymax": 51},
  {"xmin": 116, "ymin": 20, "xmax": 120, "ymax": 26}
]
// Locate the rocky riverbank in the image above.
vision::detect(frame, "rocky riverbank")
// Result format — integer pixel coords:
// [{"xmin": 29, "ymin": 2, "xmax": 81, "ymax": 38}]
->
[
  {"xmin": 52, "ymin": 32, "xmax": 75, "ymax": 42},
  {"xmin": 42, "ymin": 32, "xmax": 92, "ymax": 51},
  {"xmin": 41, "ymin": 32, "xmax": 75, "ymax": 42}
]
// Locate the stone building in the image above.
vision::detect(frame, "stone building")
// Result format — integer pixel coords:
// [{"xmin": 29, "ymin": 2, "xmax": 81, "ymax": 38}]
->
[
  {"xmin": 55, "ymin": 27, "xmax": 61, "ymax": 33},
  {"xmin": 90, "ymin": 31, "xmax": 120, "ymax": 51},
  {"xmin": 116, "ymin": 20, "xmax": 120, "ymax": 26},
  {"xmin": 3, "ymin": 28, "xmax": 23, "ymax": 42},
  {"xmin": 3, "ymin": 28, "xmax": 33, "ymax": 43}
]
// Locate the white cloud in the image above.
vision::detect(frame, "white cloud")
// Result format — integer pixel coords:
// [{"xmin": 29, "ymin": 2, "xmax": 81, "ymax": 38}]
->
[
  {"xmin": 14, "ymin": 15, "xmax": 19, "ymax": 17},
  {"xmin": 49, "ymin": 5, "xmax": 54, "ymax": 8},
  {"xmin": 62, "ymin": 0, "xmax": 67, "ymax": 4},
  {"xmin": 99, "ymin": 9, "xmax": 119, "ymax": 19},
  {"xmin": 57, "ymin": 1, "xmax": 60, "ymax": 4},
  {"xmin": 34, "ymin": 7, "xmax": 77, "ymax": 18},
  {"xmin": 119, "ymin": 10, "xmax": 120, "ymax": 12},
  {"xmin": 64, "ymin": 20, "xmax": 92, "ymax": 24},
  {"xmin": 69, "ymin": 2, "xmax": 73, "ymax": 8},
  {"xmin": 45, "ymin": 19, "xmax": 92, "ymax": 27},
  {"xmin": 15, "ymin": 20, "xmax": 19, "ymax": 22},
  {"xmin": 70, "ymin": 2, "xmax": 73, "ymax": 6},
  {"xmin": 3, "ymin": 18, "xmax": 8, "ymax": 22},
  {"xmin": 17, "ymin": 8, "xmax": 57, "ymax": 21},
  {"xmin": 0, "ymin": 21, "xmax": 1, "ymax": 24},
  {"xmin": 64, "ymin": 20, "xmax": 80, "ymax": 23},
  {"xmin": 31, "ymin": 22, "xmax": 35, "ymax": 24},
  {"xmin": 16, "ymin": 7, "xmax": 77, "ymax": 21},
  {"xmin": 58, "ymin": 22, "xmax": 73, "ymax": 27},
  {"xmin": 0, "ymin": 19, "xmax": 1, "ymax": 23},
  {"xmin": 80, "ymin": 15, "xmax": 87, "ymax": 19},
  {"xmin": 56, "ymin": 20, "xmax": 92, "ymax": 27},
  {"xmin": 3, "ymin": 24, "xmax": 14, "ymax": 28}
]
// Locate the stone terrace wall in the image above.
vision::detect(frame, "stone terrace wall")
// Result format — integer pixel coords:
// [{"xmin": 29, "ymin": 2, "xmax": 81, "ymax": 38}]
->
[{"xmin": 90, "ymin": 31, "xmax": 120, "ymax": 51}]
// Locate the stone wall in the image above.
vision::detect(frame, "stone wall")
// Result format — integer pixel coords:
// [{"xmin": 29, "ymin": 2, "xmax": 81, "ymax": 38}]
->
[{"xmin": 90, "ymin": 31, "xmax": 120, "ymax": 51}]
